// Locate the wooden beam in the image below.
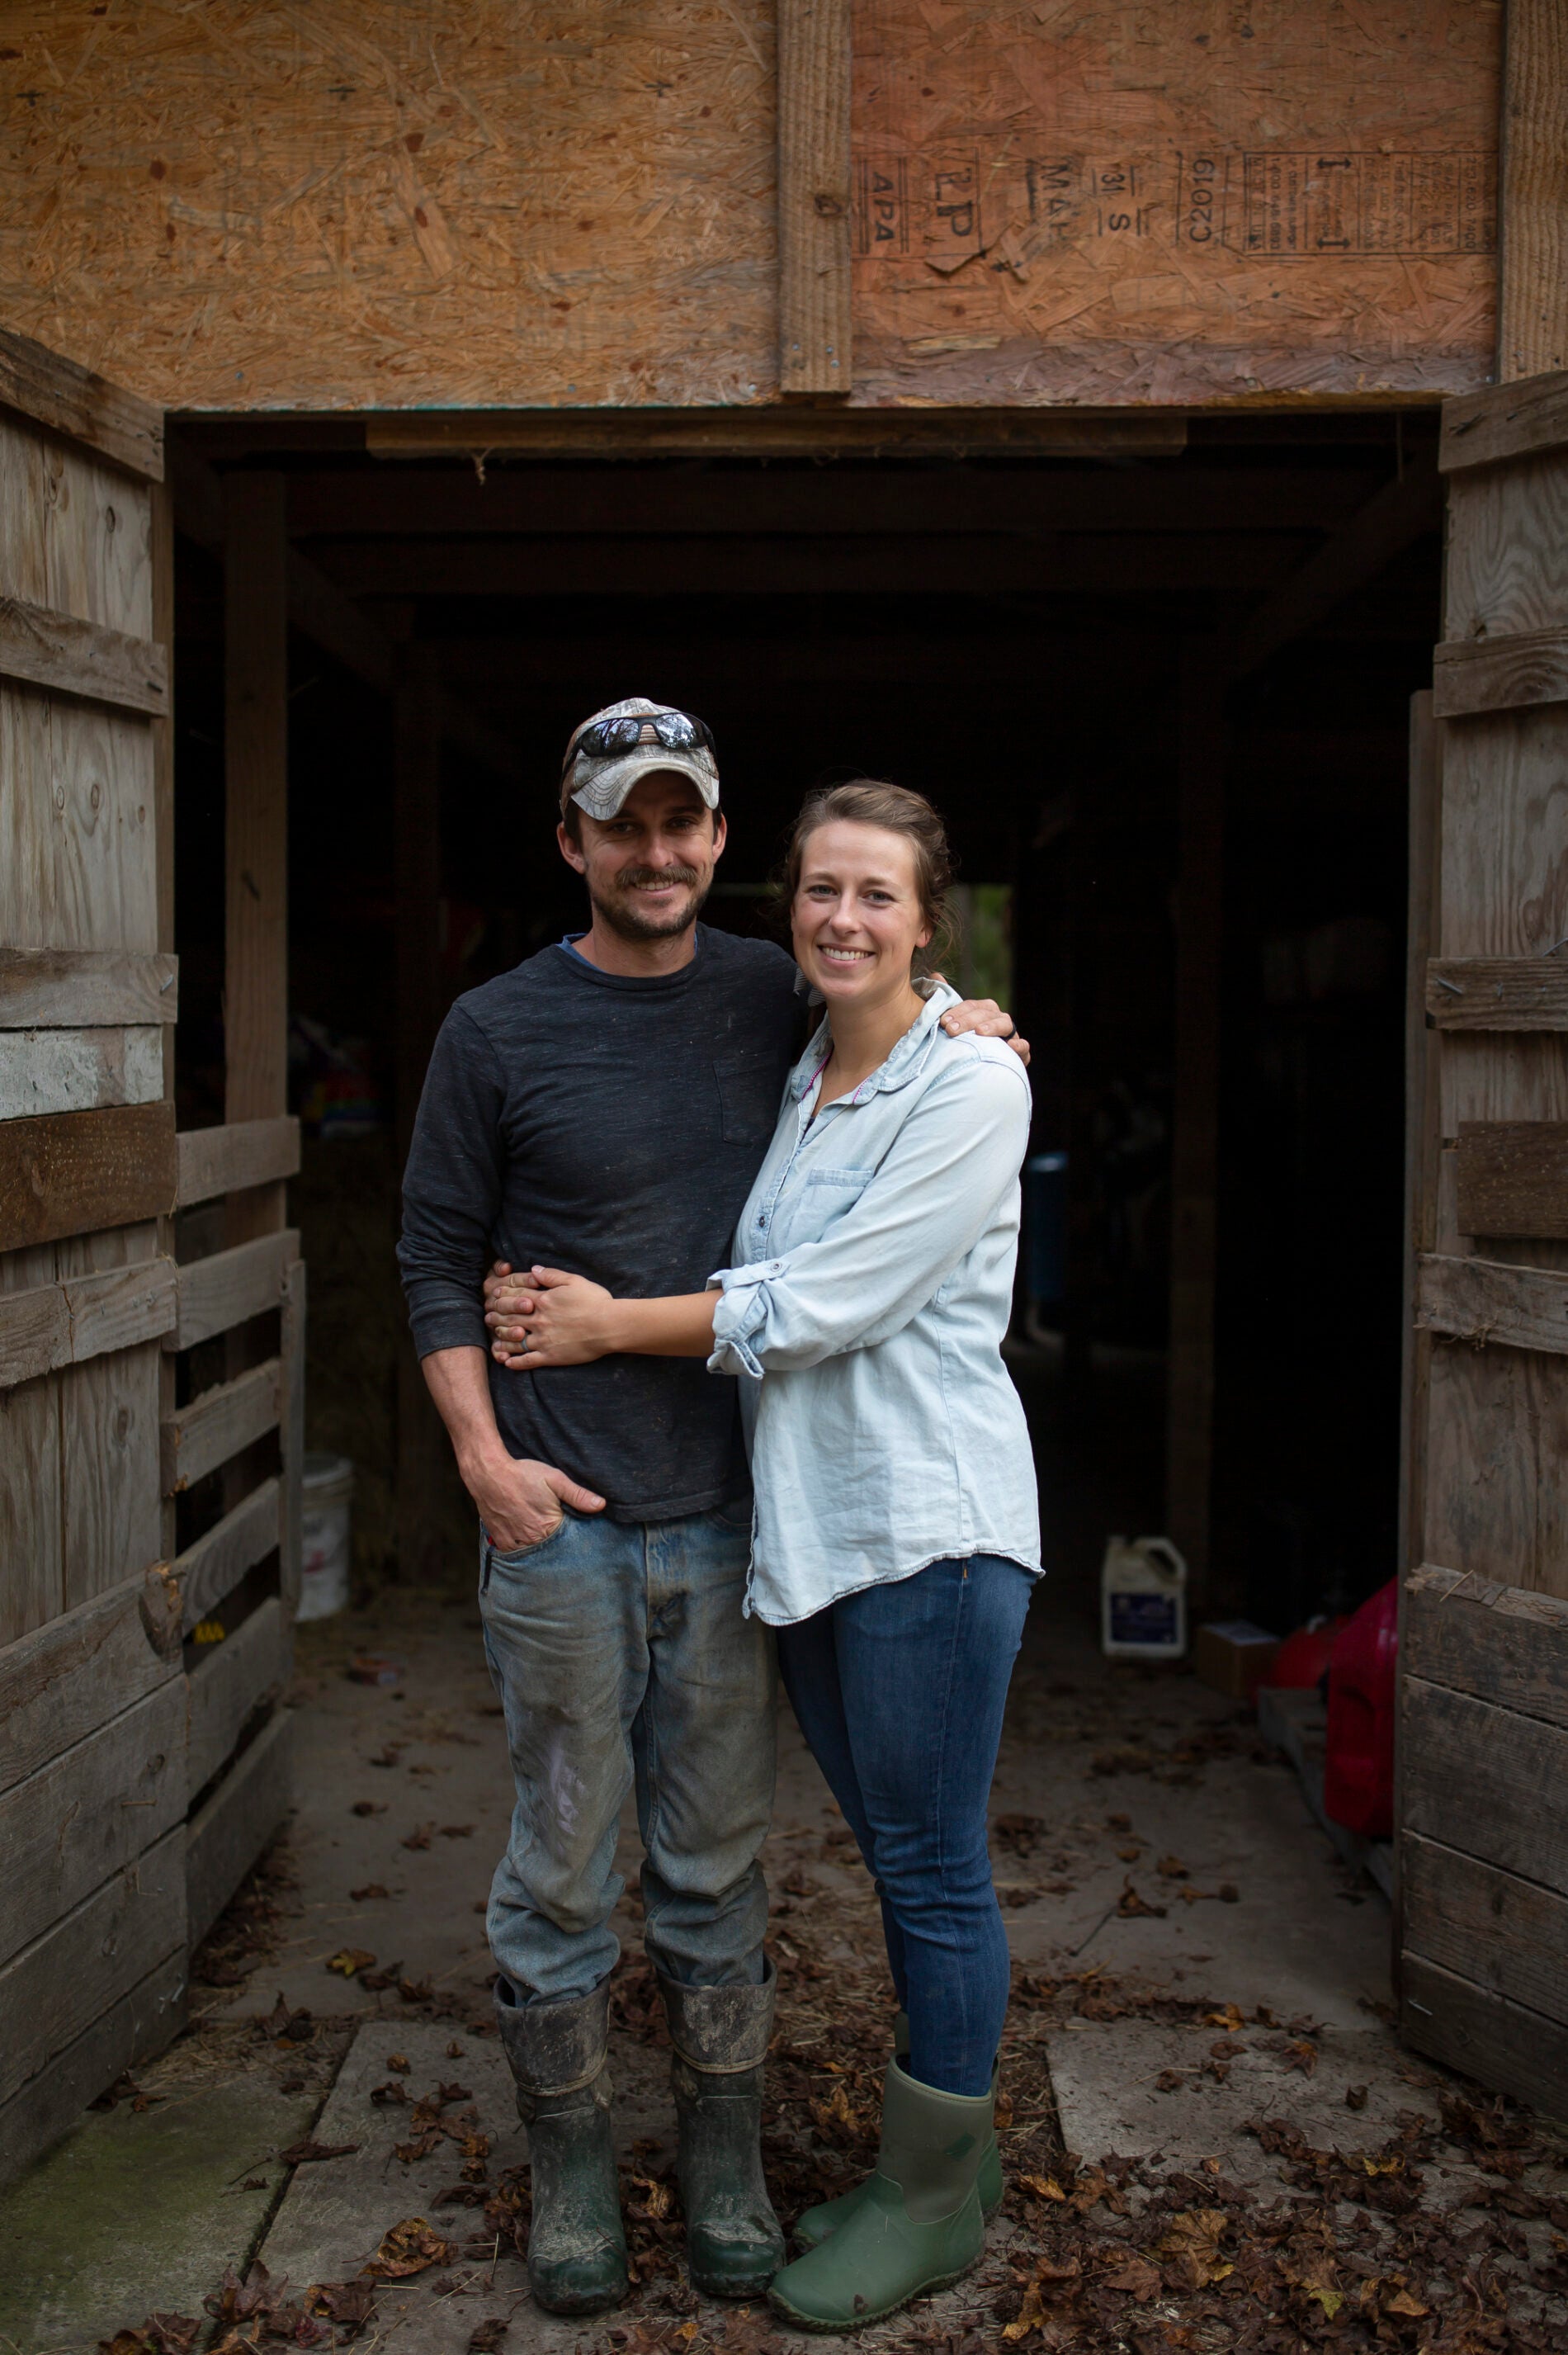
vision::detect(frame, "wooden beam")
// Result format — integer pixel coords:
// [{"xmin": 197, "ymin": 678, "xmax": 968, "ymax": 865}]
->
[
  {"xmin": 1418, "ymin": 1251, "xmax": 1568, "ymax": 1355},
  {"xmin": 167, "ymin": 1230, "xmax": 299, "ymax": 1353},
  {"xmin": 1454, "ymin": 1120, "xmax": 1568, "ymax": 1237},
  {"xmin": 0, "ymin": 1257, "xmax": 177, "ymax": 1391},
  {"xmin": 1433, "ymin": 623, "xmax": 1568, "ymax": 719},
  {"xmin": 285, "ymin": 544, "xmax": 395, "ymax": 697},
  {"xmin": 1164, "ymin": 645, "xmax": 1226, "ymax": 1603},
  {"xmin": 365, "ymin": 409, "xmax": 1188, "ymax": 461},
  {"xmin": 1426, "ymin": 955, "xmax": 1568, "ymax": 1027},
  {"xmin": 223, "ymin": 472, "xmax": 290, "ymax": 1218},
  {"xmin": 186, "ymin": 1596, "xmax": 285, "ymax": 1801},
  {"xmin": 1401, "ymin": 1951, "xmax": 1568, "ymax": 2116},
  {"xmin": 0, "ymin": 1827, "xmax": 185, "ymax": 2115},
  {"xmin": 1405, "ymin": 1562, "xmax": 1568, "ymax": 1725},
  {"xmin": 222, "ymin": 461, "xmax": 290, "ymax": 1520},
  {"xmin": 1498, "ymin": 0, "xmax": 1568, "ymax": 383},
  {"xmin": 1404, "ymin": 1675, "xmax": 1568, "ymax": 1887},
  {"xmin": 286, "ymin": 465, "xmax": 1384, "ymax": 543},
  {"xmin": 0, "ymin": 1946, "xmax": 185, "ymax": 2192},
  {"xmin": 278, "ymin": 1259, "xmax": 305, "ymax": 1645},
  {"xmin": 0, "ymin": 1568, "xmax": 182, "ymax": 1799},
  {"xmin": 778, "ymin": 0, "xmax": 852, "ymax": 395},
  {"xmin": 172, "ymin": 442, "xmax": 516, "ymax": 778},
  {"xmin": 0, "ymin": 324, "xmax": 163, "ymax": 481},
  {"xmin": 1405, "ymin": 1833, "xmax": 1568, "ymax": 2025},
  {"xmin": 0, "ymin": 1027, "xmax": 164, "ymax": 1122},
  {"xmin": 1, "ymin": 1679, "xmax": 187, "ymax": 1970},
  {"xmin": 0, "ymin": 595, "xmax": 168, "ymax": 716},
  {"xmin": 185, "ymin": 1706, "xmax": 293, "ymax": 1951},
  {"xmin": 176, "ymin": 1117, "xmax": 300, "ymax": 1208},
  {"xmin": 173, "ymin": 1477, "xmax": 281, "ymax": 1633},
  {"xmin": 0, "ymin": 949, "xmax": 178, "ymax": 1029},
  {"xmin": 161, "ymin": 1358, "xmax": 281, "ymax": 1494},
  {"xmin": 1440, "ymin": 366, "xmax": 1568, "ymax": 471},
  {"xmin": 317, "ymin": 533, "xmax": 1296, "ymax": 601},
  {"xmin": 1226, "ymin": 454, "xmax": 1441, "ymax": 680},
  {"xmin": 0, "ymin": 1101, "xmax": 177, "ymax": 1255},
  {"xmin": 395, "ymin": 642, "xmax": 449, "ymax": 1585}
]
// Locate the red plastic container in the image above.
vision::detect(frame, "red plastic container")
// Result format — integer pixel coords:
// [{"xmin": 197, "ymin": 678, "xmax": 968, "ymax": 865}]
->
[
  {"xmin": 1323, "ymin": 1580, "xmax": 1399, "ymax": 1839},
  {"xmin": 1268, "ymin": 1616, "xmax": 1346, "ymax": 1692}
]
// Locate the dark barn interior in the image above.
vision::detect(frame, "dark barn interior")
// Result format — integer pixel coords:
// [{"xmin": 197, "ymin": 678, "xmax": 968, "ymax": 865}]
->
[{"xmin": 166, "ymin": 414, "xmax": 1439, "ymax": 1637}]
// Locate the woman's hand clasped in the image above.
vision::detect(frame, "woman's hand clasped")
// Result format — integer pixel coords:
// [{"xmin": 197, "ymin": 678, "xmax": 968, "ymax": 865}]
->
[{"xmin": 484, "ymin": 1260, "xmax": 619, "ymax": 1369}]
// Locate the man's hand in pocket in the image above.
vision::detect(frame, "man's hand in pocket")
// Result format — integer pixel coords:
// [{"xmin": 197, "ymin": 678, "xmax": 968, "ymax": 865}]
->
[{"xmin": 467, "ymin": 1449, "xmax": 604, "ymax": 1553}]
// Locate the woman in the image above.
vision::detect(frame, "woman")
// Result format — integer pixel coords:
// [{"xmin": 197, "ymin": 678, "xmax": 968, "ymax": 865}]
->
[{"xmin": 485, "ymin": 781, "xmax": 1041, "ymax": 2330}]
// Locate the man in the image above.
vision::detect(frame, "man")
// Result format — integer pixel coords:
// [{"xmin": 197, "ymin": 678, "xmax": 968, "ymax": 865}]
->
[{"xmin": 397, "ymin": 698, "xmax": 1025, "ymax": 2316}]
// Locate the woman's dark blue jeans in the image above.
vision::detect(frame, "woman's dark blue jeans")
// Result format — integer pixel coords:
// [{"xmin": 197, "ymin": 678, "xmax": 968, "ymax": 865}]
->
[{"xmin": 776, "ymin": 1554, "xmax": 1034, "ymax": 2096}]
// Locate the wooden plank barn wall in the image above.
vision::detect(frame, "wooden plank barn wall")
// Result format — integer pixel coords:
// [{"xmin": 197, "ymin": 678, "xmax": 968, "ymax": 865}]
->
[{"xmin": 0, "ymin": 342, "xmax": 308, "ymax": 2178}]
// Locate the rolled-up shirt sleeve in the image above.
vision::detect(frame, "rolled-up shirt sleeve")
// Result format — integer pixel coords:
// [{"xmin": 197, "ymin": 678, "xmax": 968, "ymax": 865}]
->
[
  {"xmin": 397, "ymin": 1005, "xmax": 508, "ymax": 1359},
  {"xmin": 706, "ymin": 1054, "xmax": 1029, "ymax": 1378}
]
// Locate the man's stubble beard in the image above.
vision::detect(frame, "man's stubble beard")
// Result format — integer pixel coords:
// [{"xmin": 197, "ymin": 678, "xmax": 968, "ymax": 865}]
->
[{"xmin": 587, "ymin": 870, "xmax": 713, "ymax": 944}]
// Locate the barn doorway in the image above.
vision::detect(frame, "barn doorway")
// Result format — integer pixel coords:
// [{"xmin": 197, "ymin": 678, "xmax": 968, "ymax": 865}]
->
[{"xmin": 167, "ymin": 409, "xmax": 1438, "ymax": 1647}]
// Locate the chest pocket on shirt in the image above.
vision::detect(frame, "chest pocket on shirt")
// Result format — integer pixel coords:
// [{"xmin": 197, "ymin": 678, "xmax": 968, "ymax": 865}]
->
[
  {"xmin": 713, "ymin": 1054, "xmax": 782, "ymax": 1147},
  {"xmin": 783, "ymin": 1164, "xmax": 873, "ymax": 1245}
]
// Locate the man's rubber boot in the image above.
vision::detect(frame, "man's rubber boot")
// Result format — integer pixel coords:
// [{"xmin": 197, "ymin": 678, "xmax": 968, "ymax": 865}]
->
[
  {"xmin": 494, "ymin": 1977, "xmax": 629, "ymax": 2316},
  {"xmin": 768, "ymin": 2059, "xmax": 992, "ymax": 2333},
  {"xmin": 792, "ymin": 2016, "xmax": 1004, "ymax": 2249},
  {"xmin": 659, "ymin": 1960, "xmax": 786, "ymax": 2298}
]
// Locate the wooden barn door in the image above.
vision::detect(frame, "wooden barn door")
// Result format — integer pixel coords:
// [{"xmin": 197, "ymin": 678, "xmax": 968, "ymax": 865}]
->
[
  {"xmin": 1399, "ymin": 368, "xmax": 1568, "ymax": 2112},
  {"xmin": 0, "ymin": 329, "xmax": 302, "ymax": 2179}
]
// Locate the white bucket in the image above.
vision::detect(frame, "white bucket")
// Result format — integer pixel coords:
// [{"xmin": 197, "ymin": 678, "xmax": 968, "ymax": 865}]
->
[
  {"xmin": 1100, "ymin": 1534, "xmax": 1188, "ymax": 1661},
  {"xmin": 299, "ymin": 1452, "xmax": 354, "ymax": 1622}
]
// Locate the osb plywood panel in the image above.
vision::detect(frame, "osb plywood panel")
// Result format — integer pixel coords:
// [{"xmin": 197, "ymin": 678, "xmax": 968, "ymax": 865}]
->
[
  {"xmin": 0, "ymin": 1, "xmax": 776, "ymax": 413},
  {"xmin": 0, "ymin": 2, "xmax": 1499, "ymax": 412},
  {"xmin": 851, "ymin": 0, "xmax": 1501, "ymax": 407}
]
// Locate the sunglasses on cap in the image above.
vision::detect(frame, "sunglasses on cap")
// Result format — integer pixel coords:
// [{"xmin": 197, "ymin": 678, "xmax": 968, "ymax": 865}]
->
[{"xmin": 564, "ymin": 708, "xmax": 715, "ymax": 774}]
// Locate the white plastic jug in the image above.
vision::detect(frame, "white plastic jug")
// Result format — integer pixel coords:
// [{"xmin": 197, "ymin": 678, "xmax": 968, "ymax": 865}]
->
[
  {"xmin": 1100, "ymin": 1534, "xmax": 1188, "ymax": 1661},
  {"xmin": 299, "ymin": 1452, "xmax": 354, "ymax": 1622}
]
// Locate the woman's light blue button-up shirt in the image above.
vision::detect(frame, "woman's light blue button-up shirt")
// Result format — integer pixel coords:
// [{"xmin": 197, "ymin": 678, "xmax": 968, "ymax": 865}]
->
[{"xmin": 707, "ymin": 981, "xmax": 1042, "ymax": 1626}]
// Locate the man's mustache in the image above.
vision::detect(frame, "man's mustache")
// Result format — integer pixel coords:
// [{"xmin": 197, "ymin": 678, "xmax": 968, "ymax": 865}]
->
[{"xmin": 612, "ymin": 865, "xmax": 702, "ymax": 891}]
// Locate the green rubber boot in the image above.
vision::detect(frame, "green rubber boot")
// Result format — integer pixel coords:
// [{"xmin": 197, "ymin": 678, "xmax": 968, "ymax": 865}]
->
[
  {"xmin": 659, "ymin": 1960, "xmax": 786, "ymax": 2298},
  {"xmin": 792, "ymin": 2016, "xmax": 1004, "ymax": 2249},
  {"xmin": 494, "ymin": 1977, "xmax": 629, "ymax": 2317},
  {"xmin": 768, "ymin": 2059, "xmax": 992, "ymax": 2333}
]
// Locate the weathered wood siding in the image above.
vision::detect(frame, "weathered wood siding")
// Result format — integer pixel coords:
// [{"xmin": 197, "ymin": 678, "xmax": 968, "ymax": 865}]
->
[
  {"xmin": 1398, "ymin": 368, "xmax": 1568, "ymax": 2114},
  {"xmin": 0, "ymin": 1, "xmax": 1500, "ymax": 411}
]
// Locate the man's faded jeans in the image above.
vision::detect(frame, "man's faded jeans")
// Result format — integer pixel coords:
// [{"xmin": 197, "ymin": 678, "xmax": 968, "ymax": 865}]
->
[{"xmin": 478, "ymin": 1502, "xmax": 776, "ymax": 2006}]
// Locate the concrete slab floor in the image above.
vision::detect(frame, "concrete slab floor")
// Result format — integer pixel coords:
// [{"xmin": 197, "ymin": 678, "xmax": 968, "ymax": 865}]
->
[
  {"xmin": 7, "ymin": 1577, "xmax": 1565, "ymax": 2351},
  {"xmin": 0, "ymin": 2023, "xmax": 342, "ymax": 2355}
]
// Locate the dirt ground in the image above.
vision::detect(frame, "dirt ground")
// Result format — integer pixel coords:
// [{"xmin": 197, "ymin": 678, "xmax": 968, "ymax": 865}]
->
[{"xmin": 5, "ymin": 1561, "xmax": 1567, "ymax": 2355}]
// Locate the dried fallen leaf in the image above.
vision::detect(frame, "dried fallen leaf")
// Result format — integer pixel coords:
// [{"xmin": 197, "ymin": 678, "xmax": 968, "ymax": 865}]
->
[
  {"xmin": 303, "ymin": 2278, "xmax": 377, "ymax": 2331},
  {"xmin": 1345, "ymin": 2083, "xmax": 1369, "ymax": 2111},
  {"xmin": 438, "ymin": 1823, "xmax": 475, "ymax": 1839},
  {"xmin": 280, "ymin": 2139, "xmax": 361, "ymax": 2165},
  {"xmin": 1100, "ymin": 2253, "xmax": 1161, "ymax": 2302},
  {"xmin": 401, "ymin": 1826, "xmax": 433, "ymax": 1851},
  {"xmin": 468, "ymin": 2323, "xmax": 508, "ymax": 2353},
  {"xmin": 1018, "ymin": 2172, "xmax": 1066, "ymax": 2201},
  {"xmin": 386, "ymin": 2053, "xmax": 410, "ymax": 2072},
  {"xmin": 1116, "ymin": 1877, "xmax": 1166, "ymax": 1919},
  {"xmin": 350, "ymin": 1884, "xmax": 390, "ymax": 1902},
  {"xmin": 364, "ymin": 2217, "xmax": 459, "ymax": 2279},
  {"xmin": 1154, "ymin": 2209, "xmax": 1234, "ymax": 2288},
  {"xmin": 326, "ymin": 1948, "xmax": 376, "ymax": 1977},
  {"xmin": 350, "ymin": 1801, "xmax": 385, "ymax": 1817},
  {"xmin": 1156, "ymin": 1855, "xmax": 1189, "ymax": 1879},
  {"xmin": 1204, "ymin": 2003, "xmax": 1246, "ymax": 2033}
]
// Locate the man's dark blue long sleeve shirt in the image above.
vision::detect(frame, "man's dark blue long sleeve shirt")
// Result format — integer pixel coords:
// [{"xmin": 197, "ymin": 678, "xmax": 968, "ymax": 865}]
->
[{"xmin": 397, "ymin": 927, "xmax": 802, "ymax": 1522}]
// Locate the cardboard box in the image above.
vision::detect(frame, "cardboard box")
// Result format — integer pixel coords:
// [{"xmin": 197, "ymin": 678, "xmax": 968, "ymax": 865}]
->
[{"xmin": 1194, "ymin": 1620, "xmax": 1280, "ymax": 1701}]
